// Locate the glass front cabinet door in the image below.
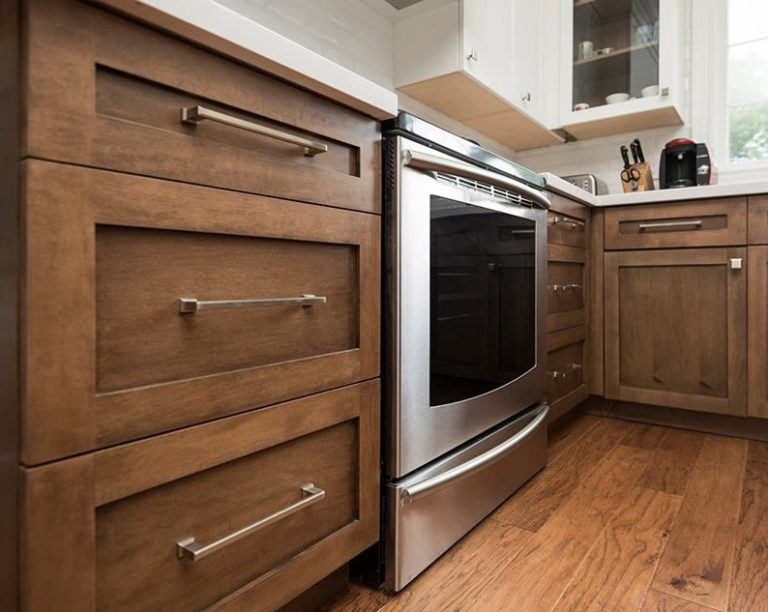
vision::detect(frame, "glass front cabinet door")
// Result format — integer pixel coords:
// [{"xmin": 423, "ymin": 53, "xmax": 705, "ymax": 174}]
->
[{"xmin": 560, "ymin": 0, "xmax": 685, "ymax": 139}]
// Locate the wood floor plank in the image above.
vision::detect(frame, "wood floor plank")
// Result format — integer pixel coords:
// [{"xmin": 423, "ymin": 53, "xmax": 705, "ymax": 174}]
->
[
  {"xmin": 622, "ymin": 423, "xmax": 670, "ymax": 449},
  {"xmin": 553, "ymin": 486, "xmax": 682, "ymax": 612},
  {"xmin": 641, "ymin": 589, "xmax": 719, "ymax": 611},
  {"xmin": 492, "ymin": 417, "xmax": 634, "ymax": 531},
  {"xmin": 747, "ymin": 439, "xmax": 768, "ymax": 464},
  {"xmin": 728, "ymin": 457, "xmax": 768, "ymax": 612},
  {"xmin": 325, "ymin": 583, "xmax": 393, "ymax": 612},
  {"xmin": 547, "ymin": 413, "xmax": 601, "ymax": 463},
  {"xmin": 469, "ymin": 444, "xmax": 653, "ymax": 612},
  {"xmin": 379, "ymin": 520, "xmax": 531, "ymax": 612},
  {"xmin": 637, "ymin": 429, "xmax": 705, "ymax": 495},
  {"xmin": 651, "ymin": 435, "xmax": 748, "ymax": 610}
]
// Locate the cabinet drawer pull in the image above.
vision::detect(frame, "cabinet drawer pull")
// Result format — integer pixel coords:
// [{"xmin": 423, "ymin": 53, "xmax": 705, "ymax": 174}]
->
[
  {"xmin": 181, "ymin": 105, "xmax": 329, "ymax": 157},
  {"xmin": 176, "ymin": 483, "xmax": 326, "ymax": 561},
  {"xmin": 548, "ymin": 363, "xmax": 583, "ymax": 379},
  {"xmin": 178, "ymin": 294, "xmax": 326, "ymax": 314},
  {"xmin": 552, "ymin": 215, "xmax": 585, "ymax": 231},
  {"xmin": 549, "ymin": 283, "xmax": 583, "ymax": 292},
  {"xmin": 637, "ymin": 220, "xmax": 704, "ymax": 232}
]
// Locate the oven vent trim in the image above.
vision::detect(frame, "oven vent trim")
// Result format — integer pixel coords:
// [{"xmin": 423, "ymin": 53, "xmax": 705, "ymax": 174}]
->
[{"xmin": 434, "ymin": 172, "xmax": 535, "ymax": 208}]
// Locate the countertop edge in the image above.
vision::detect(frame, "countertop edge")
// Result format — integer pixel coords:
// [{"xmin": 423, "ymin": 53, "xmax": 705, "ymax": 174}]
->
[
  {"xmin": 97, "ymin": 0, "xmax": 399, "ymax": 120},
  {"xmin": 543, "ymin": 173, "xmax": 768, "ymax": 207}
]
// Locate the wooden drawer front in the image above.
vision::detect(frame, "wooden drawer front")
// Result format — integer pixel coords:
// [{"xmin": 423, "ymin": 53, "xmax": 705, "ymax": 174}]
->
[
  {"xmin": 548, "ymin": 261, "xmax": 585, "ymax": 316},
  {"xmin": 547, "ymin": 244, "xmax": 587, "ymax": 334},
  {"xmin": 748, "ymin": 195, "xmax": 768, "ymax": 244},
  {"xmin": 604, "ymin": 199, "xmax": 747, "ymax": 250},
  {"xmin": 25, "ymin": 0, "xmax": 380, "ymax": 214},
  {"xmin": 21, "ymin": 381, "xmax": 379, "ymax": 612},
  {"xmin": 605, "ymin": 249, "xmax": 747, "ymax": 416},
  {"xmin": 548, "ymin": 210, "xmax": 587, "ymax": 248},
  {"xmin": 23, "ymin": 161, "xmax": 380, "ymax": 464},
  {"xmin": 547, "ymin": 327, "xmax": 586, "ymax": 405}
]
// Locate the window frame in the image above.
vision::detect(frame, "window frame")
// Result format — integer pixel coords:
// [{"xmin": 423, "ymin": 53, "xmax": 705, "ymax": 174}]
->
[{"xmin": 692, "ymin": 0, "xmax": 768, "ymax": 180}]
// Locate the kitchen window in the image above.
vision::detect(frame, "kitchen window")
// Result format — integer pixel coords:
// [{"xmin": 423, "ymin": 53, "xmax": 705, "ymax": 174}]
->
[
  {"xmin": 693, "ymin": 0, "xmax": 768, "ymax": 177},
  {"xmin": 726, "ymin": 0, "xmax": 768, "ymax": 164}
]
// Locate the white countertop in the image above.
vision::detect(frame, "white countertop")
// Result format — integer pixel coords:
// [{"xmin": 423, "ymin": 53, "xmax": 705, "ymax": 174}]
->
[
  {"xmin": 543, "ymin": 173, "xmax": 768, "ymax": 207},
  {"xmin": 100, "ymin": 0, "xmax": 398, "ymax": 120}
]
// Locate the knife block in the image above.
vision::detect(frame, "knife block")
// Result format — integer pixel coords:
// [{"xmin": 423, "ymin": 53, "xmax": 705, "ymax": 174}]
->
[{"xmin": 621, "ymin": 162, "xmax": 655, "ymax": 193}]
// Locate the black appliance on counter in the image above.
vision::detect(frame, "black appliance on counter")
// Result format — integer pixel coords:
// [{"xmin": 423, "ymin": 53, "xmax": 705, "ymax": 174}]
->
[{"xmin": 659, "ymin": 138, "xmax": 713, "ymax": 188}]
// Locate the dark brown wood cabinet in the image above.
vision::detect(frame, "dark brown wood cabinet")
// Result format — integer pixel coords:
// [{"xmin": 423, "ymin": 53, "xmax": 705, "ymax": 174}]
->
[
  {"xmin": 546, "ymin": 193, "xmax": 590, "ymax": 422},
  {"xmin": 604, "ymin": 248, "xmax": 747, "ymax": 416},
  {"xmin": 3, "ymin": 1, "xmax": 383, "ymax": 609},
  {"xmin": 749, "ymin": 246, "xmax": 768, "ymax": 418}
]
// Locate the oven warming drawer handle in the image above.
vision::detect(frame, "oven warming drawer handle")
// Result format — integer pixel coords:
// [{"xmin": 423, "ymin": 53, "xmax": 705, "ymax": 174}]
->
[
  {"xmin": 402, "ymin": 149, "xmax": 551, "ymax": 210},
  {"xmin": 400, "ymin": 403, "xmax": 549, "ymax": 505}
]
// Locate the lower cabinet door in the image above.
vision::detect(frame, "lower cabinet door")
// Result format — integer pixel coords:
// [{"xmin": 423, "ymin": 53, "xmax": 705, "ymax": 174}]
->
[
  {"xmin": 20, "ymin": 381, "xmax": 379, "ymax": 612},
  {"xmin": 605, "ymin": 248, "xmax": 747, "ymax": 415},
  {"xmin": 749, "ymin": 246, "xmax": 768, "ymax": 418},
  {"xmin": 547, "ymin": 326, "xmax": 588, "ymax": 422}
]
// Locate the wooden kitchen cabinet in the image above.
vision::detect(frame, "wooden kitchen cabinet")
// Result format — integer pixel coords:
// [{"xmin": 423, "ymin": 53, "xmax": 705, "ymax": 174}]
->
[
  {"xmin": 748, "ymin": 246, "xmax": 768, "ymax": 418},
  {"xmin": 605, "ymin": 248, "xmax": 747, "ymax": 416}
]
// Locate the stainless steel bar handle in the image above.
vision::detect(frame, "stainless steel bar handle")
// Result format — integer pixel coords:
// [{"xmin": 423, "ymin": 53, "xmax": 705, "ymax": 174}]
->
[
  {"xmin": 552, "ymin": 215, "xmax": 585, "ymax": 231},
  {"xmin": 638, "ymin": 219, "xmax": 704, "ymax": 231},
  {"xmin": 400, "ymin": 403, "xmax": 549, "ymax": 505},
  {"xmin": 549, "ymin": 363, "xmax": 583, "ymax": 380},
  {"xmin": 176, "ymin": 484, "xmax": 325, "ymax": 561},
  {"xmin": 178, "ymin": 294, "xmax": 326, "ymax": 314},
  {"xmin": 402, "ymin": 149, "xmax": 551, "ymax": 210},
  {"xmin": 550, "ymin": 283, "xmax": 583, "ymax": 292},
  {"xmin": 181, "ymin": 105, "xmax": 329, "ymax": 157}
]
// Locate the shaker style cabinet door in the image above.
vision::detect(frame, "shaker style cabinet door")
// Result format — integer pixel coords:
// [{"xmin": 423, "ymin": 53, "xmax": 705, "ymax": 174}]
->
[
  {"xmin": 22, "ymin": 161, "xmax": 380, "ymax": 465},
  {"xmin": 748, "ymin": 246, "xmax": 768, "ymax": 418},
  {"xmin": 605, "ymin": 248, "xmax": 747, "ymax": 416}
]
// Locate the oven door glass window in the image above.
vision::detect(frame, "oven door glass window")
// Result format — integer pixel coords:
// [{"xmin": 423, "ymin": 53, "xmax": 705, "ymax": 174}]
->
[{"xmin": 430, "ymin": 196, "xmax": 536, "ymax": 407}]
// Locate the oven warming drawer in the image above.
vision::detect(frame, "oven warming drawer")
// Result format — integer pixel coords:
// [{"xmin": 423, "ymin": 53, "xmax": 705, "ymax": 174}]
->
[{"xmin": 384, "ymin": 402, "xmax": 548, "ymax": 591}]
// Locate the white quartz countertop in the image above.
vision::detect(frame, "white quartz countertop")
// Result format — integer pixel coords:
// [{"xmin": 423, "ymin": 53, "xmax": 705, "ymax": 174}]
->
[
  {"xmin": 543, "ymin": 173, "xmax": 768, "ymax": 207},
  {"xmin": 99, "ymin": 0, "xmax": 399, "ymax": 120}
]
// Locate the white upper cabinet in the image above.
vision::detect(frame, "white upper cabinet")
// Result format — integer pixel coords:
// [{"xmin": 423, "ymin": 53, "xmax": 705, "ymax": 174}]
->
[
  {"xmin": 559, "ymin": 0, "xmax": 686, "ymax": 139},
  {"xmin": 394, "ymin": 0, "xmax": 564, "ymax": 150}
]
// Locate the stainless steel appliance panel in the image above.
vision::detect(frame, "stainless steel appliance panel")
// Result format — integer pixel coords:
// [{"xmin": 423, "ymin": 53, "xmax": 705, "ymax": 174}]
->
[{"xmin": 384, "ymin": 402, "xmax": 548, "ymax": 591}]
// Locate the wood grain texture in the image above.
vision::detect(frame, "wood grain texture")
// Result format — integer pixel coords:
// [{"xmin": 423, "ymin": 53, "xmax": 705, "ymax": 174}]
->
[
  {"xmin": 0, "ymin": 0, "xmax": 20, "ymax": 607},
  {"xmin": 22, "ymin": 381, "xmax": 379, "ymax": 612},
  {"xmin": 728, "ymin": 456, "xmax": 768, "ymax": 611},
  {"xmin": 472, "ymin": 444, "xmax": 653, "ymax": 612},
  {"xmin": 25, "ymin": 0, "xmax": 381, "ymax": 214},
  {"xmin": 747, "ymin": 195, "xmax": 768, "ymax": 245},
  {"xmin": 379, "ymin": 519, "xmax": 531, "ymax": 611},
  {"xmin": 605, "ymin": 248, "xmax": 747, "ymax": 416},
  {"xmin": 637, "ymin": 428, "xmax": 705, "ymax": 495},
  {"xmin": 641, "ymin": 589, "xmax": 719, "ymax": 611},
  {"xmin": 652, "ymin": 435, "xmax": 748, "ymax": 610},
  {"xmin": 604, "ymin": 199, "xmax": 747, "ymax": 250},
  {"xmin": 22, "ymin": 160, "xmax": 380, "ymax": 463},
  {"xmin": 325, "ymin": 415, "xmax": 768, "ymax": 612},
  {"xmin": 748, "ymin": 246, "xmax": 768, "ymax": 418},
  {"xmin": 547, "ymin": 413, "xmax": 601, "ymax": 463},
  {"xmin": 553, "ymin": 486, "xmax": 681, "ymax": 612},
  {"xmin": 622, "ymin": 424, "xmax": 669, "ymax": 449},
  {"xmin": 590, "ymin": 208, "xmax": 605, "ymax": 395},
  {"xmin": 492, "ymin": 417, "xmax": 633, "ymax": 532}
]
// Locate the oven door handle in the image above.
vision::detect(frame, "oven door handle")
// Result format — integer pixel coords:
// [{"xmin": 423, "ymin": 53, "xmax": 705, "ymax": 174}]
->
[
  {"xmin": 402, "ymin": 149, "xmax": 550, "ymax": 210},
  {"xmin": 399, "ymin": 403, "xmax": 549, "ymax": 505}
]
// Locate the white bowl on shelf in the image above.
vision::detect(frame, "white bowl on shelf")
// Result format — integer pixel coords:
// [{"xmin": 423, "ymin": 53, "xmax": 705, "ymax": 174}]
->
[
  {"xmin": 605, "ymin": 93, "xmax": 630, "ymax": 105},
  {"xmin": 641, "ymin": 85, "xmax": 660, "ymax": 97}
]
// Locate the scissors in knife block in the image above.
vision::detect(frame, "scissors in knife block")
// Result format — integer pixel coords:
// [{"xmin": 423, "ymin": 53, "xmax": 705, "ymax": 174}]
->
[{"xmin": 621, "ymin": 166, "xmax": 641, "ymax": 184}]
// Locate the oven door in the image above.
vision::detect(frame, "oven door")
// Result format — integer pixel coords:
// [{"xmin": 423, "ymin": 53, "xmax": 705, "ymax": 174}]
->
[{"xmin": 387, "ymin": 138, "xmax": 549, "ymax": 478}]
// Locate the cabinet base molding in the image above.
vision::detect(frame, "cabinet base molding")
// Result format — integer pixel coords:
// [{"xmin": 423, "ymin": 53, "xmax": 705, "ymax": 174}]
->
[{"xmin": 582, "ymin": 396, "xmax": 768, "ymax": 442}]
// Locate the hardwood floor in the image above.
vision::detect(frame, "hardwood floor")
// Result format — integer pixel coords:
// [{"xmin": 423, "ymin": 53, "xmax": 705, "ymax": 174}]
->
[{"xmin": 327, "ymin": 413, "xmax": 768, "ymax": 612}]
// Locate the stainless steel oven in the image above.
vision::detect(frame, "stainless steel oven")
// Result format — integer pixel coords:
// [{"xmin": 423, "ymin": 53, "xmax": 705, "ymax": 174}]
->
[{"xmin": 375, "ymin": 113, "xmax": 551, "ymax": 591}]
